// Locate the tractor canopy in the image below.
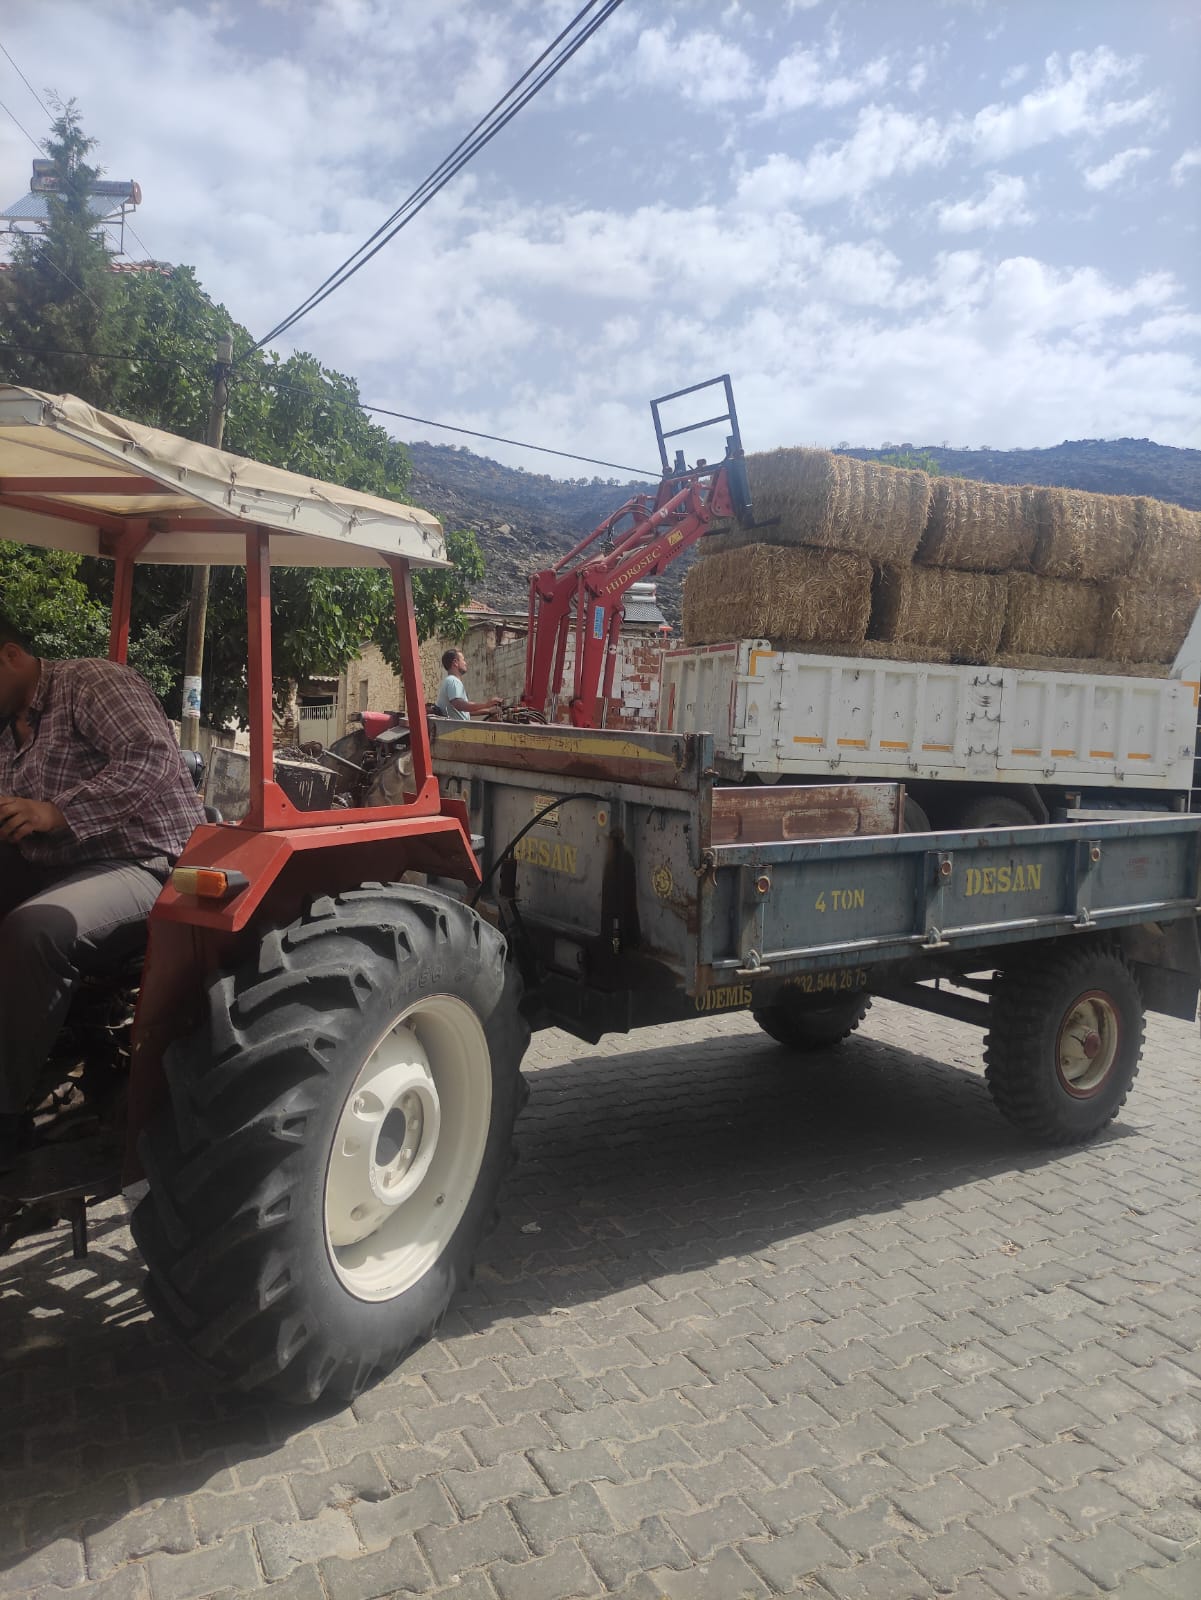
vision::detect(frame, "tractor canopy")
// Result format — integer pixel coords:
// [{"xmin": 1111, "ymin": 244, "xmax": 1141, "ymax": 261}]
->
[{"xmin": 0, "ymin": 385, "xmax": 448, "ymax": 569}]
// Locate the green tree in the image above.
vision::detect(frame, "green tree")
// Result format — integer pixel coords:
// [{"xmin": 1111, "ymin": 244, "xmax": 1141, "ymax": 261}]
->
[
  {"xmin": 0, "ymin": 100, "xmax": 113, "ymax": 401},
  {"xmin": 879, "ymin": 448, "xmax": 942, "ymax": 475},
  {"xmin": 0, "ymin": 114, "xmax": 485, "ymax": 724}
]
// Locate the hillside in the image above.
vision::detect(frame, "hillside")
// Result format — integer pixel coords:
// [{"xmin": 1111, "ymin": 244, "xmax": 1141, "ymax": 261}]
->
[{"xmin": 406, "ymin": 436, "xmax": 1201, "ymax": 625}]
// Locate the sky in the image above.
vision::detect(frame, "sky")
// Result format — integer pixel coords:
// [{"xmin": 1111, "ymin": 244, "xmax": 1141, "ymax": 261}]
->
[{"xmin": 1, "ymin": 0, "xmax": 1199, "ymax": 477}]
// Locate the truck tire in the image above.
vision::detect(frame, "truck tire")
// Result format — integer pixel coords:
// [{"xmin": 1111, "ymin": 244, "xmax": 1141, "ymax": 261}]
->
[
  {"xmin": 984, "ymin": 943, "xmax": 1143, "ymax": 1145},
  {"xmin": 753, "ymin": 992, "xmax": 871, "ymax": 1050},
  {"xmin": 957, "ymin": 795, "xmax": 1039, "ymax": 829},
  {"xmin": 131, "ymin": 885, "xmax": 528, "ymax": 1405},
  {"xmin": 903, "ymin": 797, "xmax": 931, "ymax": 832}
]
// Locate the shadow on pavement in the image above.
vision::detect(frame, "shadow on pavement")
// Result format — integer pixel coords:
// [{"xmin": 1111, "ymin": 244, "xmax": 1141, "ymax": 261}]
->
[{"xmin": 0, "ymin": 1008, "xmax": 1131, "ymax": 1572}]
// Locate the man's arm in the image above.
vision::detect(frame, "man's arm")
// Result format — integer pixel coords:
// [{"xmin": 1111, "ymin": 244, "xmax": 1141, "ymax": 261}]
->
[
  {"xmin": 47, "ymin": 662, "xmax": 194, "ymax": 845},
  {"xmin": 448, "ymin": 694, "xmax": 504, "ymax": 715}
]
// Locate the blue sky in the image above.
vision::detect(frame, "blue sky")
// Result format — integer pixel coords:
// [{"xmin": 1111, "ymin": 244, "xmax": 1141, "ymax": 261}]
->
[{"xmin": 1, "ymin": 1, "xmax": 1198, "ymax": 473}]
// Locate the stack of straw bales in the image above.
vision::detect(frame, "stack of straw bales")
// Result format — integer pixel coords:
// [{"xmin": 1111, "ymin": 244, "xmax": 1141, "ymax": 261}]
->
[{"xmin": 681, "ymin": 447, "xmax": 1201, "ymax": 675}]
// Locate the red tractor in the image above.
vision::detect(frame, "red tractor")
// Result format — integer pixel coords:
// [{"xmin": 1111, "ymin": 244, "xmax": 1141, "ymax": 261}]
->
[
  {"xmin": 520, "ymin": 375, "xmax": 755, "ymax": 725},
  {"xmin": 0, "ymin": 386, "xmax": 528, "ymax": 1404}
]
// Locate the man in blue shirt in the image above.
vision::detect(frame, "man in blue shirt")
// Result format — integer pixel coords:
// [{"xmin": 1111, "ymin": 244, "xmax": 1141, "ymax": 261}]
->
[{"xmin": 434, "ymin": 648, "xmax": 502, "ymax": 720}]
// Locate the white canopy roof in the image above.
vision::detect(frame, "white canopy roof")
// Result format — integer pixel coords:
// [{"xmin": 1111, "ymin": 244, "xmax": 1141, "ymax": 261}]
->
[{"xmin": 0, "ymin": 386, "xmax": 447, "ymax": 569}]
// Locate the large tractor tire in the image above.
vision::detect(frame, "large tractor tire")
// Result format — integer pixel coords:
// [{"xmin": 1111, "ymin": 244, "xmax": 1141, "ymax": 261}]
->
[
  {"xmin": 957, "ymin": 795, "xmax": 1040, "ymax": 830},
  {"xmin": 132, "ymin": 885, "xmax": 528, "ymax": 1405},
  {"xmin": 984, "ymin": 942, "xmax": 1143, "ymax": 1145},
  {"xmin": 753, "ymin": 992, "xmax": 871, "ymax": 1051}
]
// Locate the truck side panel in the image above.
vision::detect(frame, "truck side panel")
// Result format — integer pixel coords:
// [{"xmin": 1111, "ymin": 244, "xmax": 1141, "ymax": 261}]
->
[{"xmin": 660, "ymin": 642, "xmax": 1194, "ymax": 795}]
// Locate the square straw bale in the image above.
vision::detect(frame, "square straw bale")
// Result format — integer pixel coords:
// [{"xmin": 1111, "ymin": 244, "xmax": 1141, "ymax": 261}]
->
[
  {"xmin": 744, "ymin": 448, "xmax": 931, "ymax": 564},
  {"xmin": 995, "ymin": 653, "xmax": 1170, "ymax": 679},
  {"xmin": 869, "ymin": 566, "xmax": 1007, "ymax": 662},
  {"xmin": 917, "ymin": 478, "xmax": 1038, "ymax": 572},
  {"xmin": 1031, "ymin": 487, "xmax": 1139, "ymax": 581},
  {"xmin": 1133, "ymin": 496, "xmax": 1201, "ymax": 586},
  {"xmin": 682, "ymin": 544, "xmax": 873, "ymax": 647},
  {"xmin": 1099, "ymin": 579, "xmax": 1201, "ymax": 665},
  {"xmin": 1000, "ymin": 574, "xmax": 1105, "ymax": 658}
]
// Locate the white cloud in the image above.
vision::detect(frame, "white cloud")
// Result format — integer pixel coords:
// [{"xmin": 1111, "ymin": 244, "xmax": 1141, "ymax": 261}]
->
[
  {"xmin": 761, "ymin": 48, "xmax": 889, "ymax": 114},
  {"xmin": 1083, "ymin": 146, "xmax": 1153, "ymax": 191},
  {"xmin": 1171, "ymin": 146, "xmax": 1201, "ymax": 185},
  {"xmin": 737, "ymin": 106, "xmax": 955, "ymax": 209},
  {"xmin": 936, "ymin": 173, "xmax": 1034, "ymax": 232},
  {"xmin": 971, "ymin": 48, "xmax": 1161, "ymax": 162},
  {"xmin": 1000, "ymin": 64, "xmax": 1029, "ymax": 89}
]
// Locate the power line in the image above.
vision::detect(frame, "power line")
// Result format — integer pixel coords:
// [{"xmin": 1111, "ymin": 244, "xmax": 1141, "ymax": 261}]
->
[
  {"xmin": 356, "ymin": 401, "xmax": 653, "ymax": 479},
  {"xmin": 0, "ymin": 90, "xmax": 41, "ymax": 151},
  {"xmin": 0, "ymin": 41, "xmax": 51, "ymax": 118},
  {"xmin": 250, "ymin": 0, "xmax": 625, "ymax": 355},
  {"xmin": 0, "ymin": 342, "xmax": 655, "ymax": 478}
]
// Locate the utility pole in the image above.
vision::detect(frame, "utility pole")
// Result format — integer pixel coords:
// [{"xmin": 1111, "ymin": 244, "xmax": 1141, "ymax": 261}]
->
[{"xmin": 181, "ymin": 332, "xmax": 233, "ymax": 751}]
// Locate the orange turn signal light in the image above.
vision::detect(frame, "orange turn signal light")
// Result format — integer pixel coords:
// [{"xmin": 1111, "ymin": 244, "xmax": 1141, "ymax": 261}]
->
[{"xmin": 170, "ymin": 867, "xmax": 248, "ymax": 900}]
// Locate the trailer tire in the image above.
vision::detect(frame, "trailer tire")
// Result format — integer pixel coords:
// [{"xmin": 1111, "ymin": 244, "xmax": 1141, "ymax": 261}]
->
[
  {"xmin": 984, "ymin": 943, "xmax": 1143, "ymax": 1145},
  {"xmin": 958, "ymin": 795, "xmax": 1039, "ymax": 830},
  {"xmin": 904, "ymin": 797, "xmax": 931, "ymax": 832},
  {"xmin": 132, "ymin": 885, "xmax": 528, "ymax": 1405},
  {"xmin": 753, "ymin": 993, "xmax": 871, "ymax": 1051}
]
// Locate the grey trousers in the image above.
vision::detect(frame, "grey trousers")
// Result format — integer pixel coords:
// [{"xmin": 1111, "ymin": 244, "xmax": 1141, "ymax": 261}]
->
[{"xmin": 0, "ymin": 846, "xmax": 166, "ymax": 1116}]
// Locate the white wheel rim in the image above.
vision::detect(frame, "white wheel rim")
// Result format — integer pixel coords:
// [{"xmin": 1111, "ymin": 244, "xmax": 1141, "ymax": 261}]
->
[
  {"xmin": 324, "ymin": 995, "xmax": 492, "ymax": 1302},
  {"xmin": 1056, "ymin": 991, "xmax": 1120, "ymax": 1097}
]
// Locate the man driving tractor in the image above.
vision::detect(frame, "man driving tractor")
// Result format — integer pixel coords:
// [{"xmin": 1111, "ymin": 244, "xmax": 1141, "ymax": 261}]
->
[{"xmin": 0, "ymin": 614, "xmax": 205, "ymax": 1169}]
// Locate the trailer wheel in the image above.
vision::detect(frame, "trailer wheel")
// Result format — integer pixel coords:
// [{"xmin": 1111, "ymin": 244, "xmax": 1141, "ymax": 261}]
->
[
  {"xmin": 132, "ymin": 885, "xmax": 528, "ymax": 1405},
  {"xmin": 984, "ymin": 943, "xmax": 1143, "ymax": 1144},
  {"xmin": 904, "ymin": 797, "xmax": 931, "ymax": 832},
  {"xmin": 957, "ymin": 795, "xmax": 1039, "ymax": 829},
  {"xmin": 753, "ymin": 992, "xmax": 871, "ymax": 1051}
]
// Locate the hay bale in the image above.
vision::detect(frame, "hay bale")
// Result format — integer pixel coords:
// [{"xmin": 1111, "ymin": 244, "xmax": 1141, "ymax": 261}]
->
[
  {"xmin": 1031, "ymin": 487, "xmax": 1138, "ymax": 580},
  {"xmin": 745, "ymin": 448, "xmax": 931, "ymax": 563},
  {"xmin": 995, "ymin": 653, "xmax": 1171, "ymax": 679},
  {"xmin": 869, "ymin": 566, "xmax": 1007, "ymax": 662},
  {"xmin": 1000, "ymin": 574, "xmax": 1104, "ymax": 657},
  {"xmin": 1134, "ymin": 497, "xmax": 1201, "ymax": 585},
  {"xmin": 1099, "ymin": 580, "xmax": 1201, "ymax": 665},
  {"xmin": 795, "ymin": 639, "xmax": 952, "ymax": 664},
  {"xmin": 682, "ymin": 545, "xmax": 872, "ymax": 647},
  {"xmin": 917, "ymin": 479, "xmax": 1038, "ymax": 572}
]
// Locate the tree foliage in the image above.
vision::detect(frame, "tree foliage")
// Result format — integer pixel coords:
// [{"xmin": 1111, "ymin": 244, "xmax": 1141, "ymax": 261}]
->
[
  {"xmin": 879, "ymin": 448, "xmax": 942, "ymax": 476},
  {"xmin": 0, "ymin": 108, "xmax": 484, "ymax": 724}
]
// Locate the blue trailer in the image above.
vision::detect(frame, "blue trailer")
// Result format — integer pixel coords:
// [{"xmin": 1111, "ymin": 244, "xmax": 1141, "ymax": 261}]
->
[{"xmin": 433, "ymin": 719, "xmax": 1201, "ymax": 1147}]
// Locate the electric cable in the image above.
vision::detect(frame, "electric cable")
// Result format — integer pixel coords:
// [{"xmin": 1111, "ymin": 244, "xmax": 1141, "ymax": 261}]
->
[
  {"xmin": 249, "ymin": 0, "xmax": 625, "ymax": 355},
  {"xmin": 0, "ymin": 42, "xmax": 51, "ymax": 118},
  {"xmin": 470, "ymin": 791, "xmax": 607, "ymax": 907}
]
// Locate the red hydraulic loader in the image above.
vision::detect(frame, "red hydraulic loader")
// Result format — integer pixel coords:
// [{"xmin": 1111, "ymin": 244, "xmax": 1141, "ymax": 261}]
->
[{"xmin": 0, "ymin": 387, "xmax": 528, "ymax": 1403}]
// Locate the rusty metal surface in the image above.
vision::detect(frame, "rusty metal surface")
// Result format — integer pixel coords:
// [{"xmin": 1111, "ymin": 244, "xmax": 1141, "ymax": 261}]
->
[
  {"xmin": 431, "ymin": 718, "xmax": 704, "ymax": 791},
  {"xmin": 709, "ymin": 782, "xmax": 902, "ymax": 844}
]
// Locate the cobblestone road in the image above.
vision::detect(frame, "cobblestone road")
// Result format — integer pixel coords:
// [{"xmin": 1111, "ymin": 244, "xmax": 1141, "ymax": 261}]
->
[{"xmin": 2, "ymin": 1000, "xmax": 1199, "ymax": 1599}]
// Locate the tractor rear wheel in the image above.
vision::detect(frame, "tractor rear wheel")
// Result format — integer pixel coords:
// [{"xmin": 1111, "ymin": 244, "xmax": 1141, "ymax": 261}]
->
[{"xmin": 132, "ymin": 885, "xmax": 527, "ymax": 1404}]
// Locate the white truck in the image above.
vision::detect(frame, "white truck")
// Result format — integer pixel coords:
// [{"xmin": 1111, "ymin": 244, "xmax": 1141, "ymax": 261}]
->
[{"xmin": 659, "ymin": 611, "xmax": 1201, "ymax": 829}]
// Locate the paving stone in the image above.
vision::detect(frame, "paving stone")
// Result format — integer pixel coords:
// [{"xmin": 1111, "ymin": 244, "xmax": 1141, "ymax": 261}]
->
[
  {"xmin": 419, "ymin": 1505, "xmax": 529, "ymax": 1586},
  {"xmin": 288, "ymin": 1452, "xmax": 391, "ymax": 1519},
  {"xmin": 665, "ymin": 1495, "xmax": 765, "ymax": 1560},
  {"xmin": 629, "ymin": 1544, "xmax": 770, "ymax": 1599},
  {"xmin": 820, "ymin": 1548, "xmax": 932, "ymax": 1600},
  {"xmin": 578, "ymin": 1514, "xmax": 692, "ymax": 1589},
  {"xmin": 969, "ymin": 1497, "xmax": 1075, "ymax": 1560},
  {"xmin": 594, "ymin": 1469, "xmax": 692, "ymax": 1528},
  {"xmin": 319, "ymin": 1534, "xmax": 433, "ymax": 1599},
  {"xmin": 1054, "ymin": 1524, "xmax": 1171, "ymax": 1591},
  {"xmin": 354, "ymin": 1479, "xmax": 457, "ymax": 1551},
  {"xmin": 146, "ymin": 1526, "xmax": 263, "ymax": 1600},
  {"xmin": 615, "ymin": 1427, "xmax": 701, "ymax": 1479},
  {"xmin": 741, "ymin": 1522, "xmax": 851, "ymax": 1589},
  {"xmin": 254, "ymin": 1506, "xmax": 359, "ymax": 1580},
  {"xmin": 528, "ymin": 1442, "xmax": 623, "ymax": 1495},
  {"xmin": 491, "ymin": 1545, "xmax": 602, "ymax": 1600},
  {"xmin": 819, "ymin": 1496, "xmax": 918, "ymax": 1557},
  {"xmin": 510, "ymin": 1482, "xmax": 614, "ymax": 1555},
  {"xmin": 86, "ymin": 1499, "xmax": 196, "ymax": 1575},
  {"xmin": 29, "ymin": 1566, "xmax": 149, "ymax": 1600},
  {"xmin": 900, "ymin": 1526, "xmax": 1004, "ymax": 1592},
  {"xmin": 190, "ymin": 1481, "xmax": 295, "ymax": 1545},
  {"xmin": 0, "ymin": 1536, "xmax": 86, "ymax": 1597},
  {"xmin": 443, "ymin": 1456, "xmax": 546, "ymax": 1518}
]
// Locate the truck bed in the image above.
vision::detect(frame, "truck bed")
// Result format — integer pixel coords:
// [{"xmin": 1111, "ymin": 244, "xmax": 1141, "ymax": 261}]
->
[
  {"xmin": 658, "ymin": 640, "xmax": 1198, "ymax": 800},
  {"xmin": 432, "ymin": 721, "xmax": 1201, "ymax": 1041}
]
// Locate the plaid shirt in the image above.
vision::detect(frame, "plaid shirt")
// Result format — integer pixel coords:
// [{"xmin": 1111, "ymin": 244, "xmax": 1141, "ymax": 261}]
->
[{"xmin": 0, "ymin": 658, "xmax": 205, "ymax": 868}]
